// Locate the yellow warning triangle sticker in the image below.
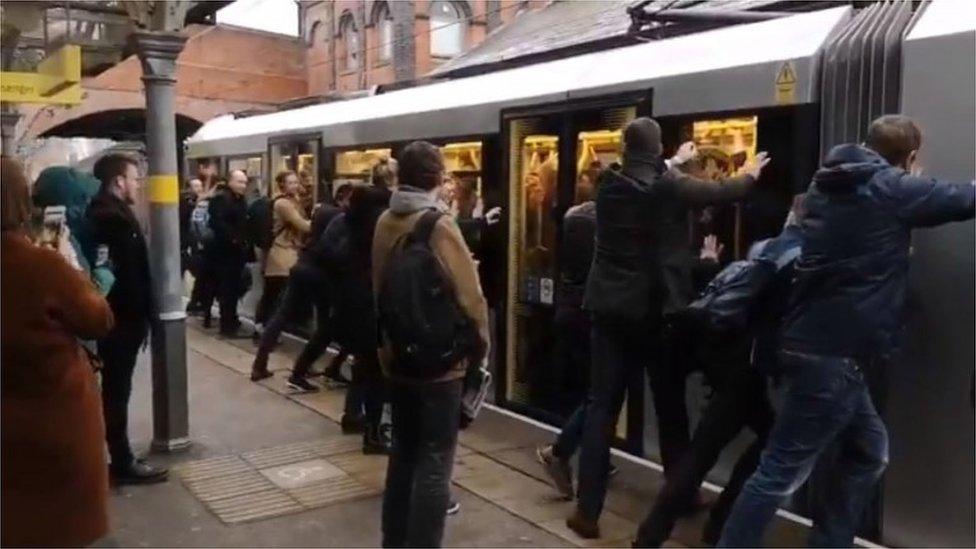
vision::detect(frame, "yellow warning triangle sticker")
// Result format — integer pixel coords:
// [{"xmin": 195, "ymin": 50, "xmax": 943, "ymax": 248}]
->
[{"xmin": 777, "ymin": 62, "xmax": 797, "ymax": 85}]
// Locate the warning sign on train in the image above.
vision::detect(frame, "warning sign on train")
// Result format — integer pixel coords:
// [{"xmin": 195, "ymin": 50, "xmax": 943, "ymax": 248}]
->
[{"xmin": 775, "ymin": 61, "xmax": 797, "ymax": 105}]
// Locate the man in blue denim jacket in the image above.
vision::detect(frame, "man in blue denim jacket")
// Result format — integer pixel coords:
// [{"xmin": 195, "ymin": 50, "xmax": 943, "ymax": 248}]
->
[{"xmin": 719, "ymin": 115, "xmax": 976, "ymax": 547}]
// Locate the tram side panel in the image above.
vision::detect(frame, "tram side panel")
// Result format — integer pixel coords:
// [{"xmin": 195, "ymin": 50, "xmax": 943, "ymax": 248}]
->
[{"xmin": 884, "ymin": 23, "xmax": 976, "ymax": 549}]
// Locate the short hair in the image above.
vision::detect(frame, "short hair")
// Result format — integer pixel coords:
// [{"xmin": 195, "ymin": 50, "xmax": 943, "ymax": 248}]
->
[
  {"xmin": 274, "ymin": 170, "xmax": 296, "ymax": 190},
  {"xmin": 371, "ymin": 158, "xmax": 398, "ymax": 188},
  {"xmin": 865, "ymin": 115, "xmax": 921, "ymax": 167},
  {"xmin": 1, "ymin": 156, "xmax": 32, "ymax": 232},
  {"xmin": 399, "ymin": 141, "xmax": 444, "ymax": 191},
  {"xmin": 93, "ymin": 153, "xmax": 138, "ymax": 189}
]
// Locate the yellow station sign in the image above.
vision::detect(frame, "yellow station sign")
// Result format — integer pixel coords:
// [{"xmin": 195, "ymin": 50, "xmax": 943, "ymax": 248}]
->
[{"xmin": 0, "ymin": 45, "xmax": 82, "ymax": 105}]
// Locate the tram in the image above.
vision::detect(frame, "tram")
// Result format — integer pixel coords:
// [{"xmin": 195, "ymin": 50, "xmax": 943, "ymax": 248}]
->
[{"xmin": 185, "ymin": 3, "xmax": 975, "ymax": 546}]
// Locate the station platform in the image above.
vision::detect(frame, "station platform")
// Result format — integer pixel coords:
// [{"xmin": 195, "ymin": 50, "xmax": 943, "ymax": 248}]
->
[{"xmin": 108, "ymin": 319, "xmax": 822, "ymax": 547}]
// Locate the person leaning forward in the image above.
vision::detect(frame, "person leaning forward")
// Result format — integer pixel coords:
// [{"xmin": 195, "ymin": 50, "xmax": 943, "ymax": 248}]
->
[{"xmin": 569, "ymin": 117, "xmax": 770, "ymax": 539}]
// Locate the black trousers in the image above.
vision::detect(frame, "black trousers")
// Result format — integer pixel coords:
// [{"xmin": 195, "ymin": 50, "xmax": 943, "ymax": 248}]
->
[
  {"xmin": 188, "ymin": 252, "xmax": 215, "ymax": 314},
  {"xmin": 354, "ymin": 351, "xmax": 387, "ymax": 434},
  {"xmin": 382, "ymin": 379, "xmax": 463, "ymax": 548},
  {"xmin": 255, "ymin": 275, "xmax": 288, "ymax": 325},
  {"xmin": 635, "ymin": 360, "xmax": 774, "ymax": 547},
  {"xmin": 576, "ymin": 314, "xmax": 690, "ymax": 522},
  {"xmin": 213, "ymin": 252, "xmax": 246, "ymax": 334},
  {"xmin": 98, "ymin": 322, "xmax": 148, "ymax": 470},
  {"xmin": 252, "ymin": 274, "xmax": 335, "ymax": 378}
]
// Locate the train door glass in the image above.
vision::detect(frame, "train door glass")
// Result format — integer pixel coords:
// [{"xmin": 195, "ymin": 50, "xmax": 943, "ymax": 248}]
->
[
  {"xmin": 227, "ymin": 155, "xmax": 265, "ymax": 198},
  {"xmin": 504, "ymin": 104, "xmax": 637, "ymax": 434},
  {"xmin": 683, "ymin": 116, "xmax": 758, "ymax": 260},
  {"xmin": 270, "ymin": 139, "xmax": 319, "ymax": 208},
  {"xmin": 441, "ymin": 142, "xmax": 483, "ymax": 217},
  {"xmin": 504, "ymin": 115, "xmax": 560, "ymax": 412}
]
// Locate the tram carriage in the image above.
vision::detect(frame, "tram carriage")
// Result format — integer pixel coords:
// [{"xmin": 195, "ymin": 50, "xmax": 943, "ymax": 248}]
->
[{"xmin": 185, "ymin": 3, "xmax": 975, "ymax": 546}]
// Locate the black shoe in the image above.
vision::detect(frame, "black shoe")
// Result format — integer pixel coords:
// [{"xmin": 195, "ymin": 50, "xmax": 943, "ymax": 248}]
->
[
  {"xmin": 341, "ymin": 413, "xmax": 366, "ymax": 435},
  {"xmin": 286, "ymin": 375, "xmax": 319, "ymax": 393},
  {"xmin": 251, "ymin": 369, "xmax": 273, "ymax": 382},
  {"xmin": 363, "ymin": 424, "xmax": 391, "ymax": 455},
  {"xmin": 322, "ymin": 365, "xmax": 350, "ymax": 386},
  {"xmin": 446, "ymin": 500, "xmax": 461, "ymax": 516},
  {"xmin": 609, "ymin": 464, "xmax": 619, "ymax": 477},
  {"xmin": 219, "ymin": 328, "xmax": 253, "ymax": 340},
  {"xmin": 202, "ymin": 316, "xmax": 212, "ymax": 329},
  {"xmin": 567, "ymin": 509, "xmax": 600, "ymax": 539},
  {"xmin": 111, "ymin": 459, "xmax": 168, "ymax": 485},
  {"xmin": 537, "ymin": 444, "xmax": 574, "ymax": 500}
]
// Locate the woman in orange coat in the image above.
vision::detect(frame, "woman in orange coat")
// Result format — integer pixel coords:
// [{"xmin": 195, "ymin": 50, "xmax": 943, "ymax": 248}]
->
[{"xmin": 1, "ymin": 156, "xmax": 115, "ymax": 547}]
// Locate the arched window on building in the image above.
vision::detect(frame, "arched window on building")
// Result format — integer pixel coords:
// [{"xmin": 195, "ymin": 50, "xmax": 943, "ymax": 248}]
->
[
  {"xmin": 338, "ymin": 12, "xmax": 360, "ymax": 72},
  {"xmin": 429, "ymin": 1, "xmax": 467, "ymax": 58},
  {"xmin": 306, "ymin": 20, "xmax": 323, "ymax": 47},
  {"xmin": 372, "ymin": 1, "xmax": 394, "ymax": 65}
]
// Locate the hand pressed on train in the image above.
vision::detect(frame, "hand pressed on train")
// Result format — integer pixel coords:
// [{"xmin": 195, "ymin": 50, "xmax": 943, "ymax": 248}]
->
[
  {"xmin": 700, "ymin": 234, "xmax": 724, "ymax": 262},
  {"xmin": 485, "ymin": 207, "xmax": 503, "ymax": 226},
  {"xmin": 743, "ymin": 151, "xmax": 771, "ymax": 179},
  {"xmin": 671, "ymin": 141, "xmax": 699, "ymax": 165}
]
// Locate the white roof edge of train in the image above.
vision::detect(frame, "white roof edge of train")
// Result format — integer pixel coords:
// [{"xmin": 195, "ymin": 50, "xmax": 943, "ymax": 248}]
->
[
  {"xmin": 185, "ymin": 6, "xmax": 852, "ymax": 157},
  {"xmin": 906, "ymin": 0, "xmax": 976, "ymax": 41}
]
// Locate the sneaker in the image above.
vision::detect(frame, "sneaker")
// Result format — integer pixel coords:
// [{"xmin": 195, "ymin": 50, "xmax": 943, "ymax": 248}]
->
[
  {"xmin": 202, "ymin": 315, "xmax": 212, "ymax": 329},
  {"xmin": 110, "ymin": 459, "xmax": 168, "ymax": 486},
  {"xmin": 363, "ymin": 424, "xmax": 391, "ymax": 455},
  {"xmin": 566, "ymin": 509, "xmax": 600, "ymax": 539},
  {"xmin": 446, "ymin": 500, "xmax": 461, "ymax": 516},
  {"xmin": 537, "ymin": 444, "xmax": 574, "ymax": 500},
  {"xmin": 286, "ymin": 375, "xmax": 319, "ymax": 393},
  {"xmin": 609, "ymin": 463, "xmax": 619, "ymax": 478}
]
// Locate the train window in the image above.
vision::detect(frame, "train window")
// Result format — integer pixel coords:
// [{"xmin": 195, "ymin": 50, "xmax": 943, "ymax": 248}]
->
[
  {"xmin": 441, "ymin": 141, "xmax": 483, "ymax": 218},
  {"xmin": 271, "ymin": 139, "xmax": 319, "ymax": 210},
  {"xmin": 335, "ymin": 148, "xmax": 392, "ymax": 180},
  {"xmin": 227, "ymin": 155, "xmax": 264, "ymax": 198},
  {"xmin": 679, "ymin": 115, "xmax": 759, "ymax": 260}
]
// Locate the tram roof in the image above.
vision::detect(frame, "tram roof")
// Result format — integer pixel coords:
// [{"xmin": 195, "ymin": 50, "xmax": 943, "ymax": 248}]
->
[{"xmin": 186, "ymin": 6, "xmax": 852, "ymax": 158}]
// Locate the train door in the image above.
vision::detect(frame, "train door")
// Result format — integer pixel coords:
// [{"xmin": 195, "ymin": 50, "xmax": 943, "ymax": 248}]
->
[
  {"xmin": 268, "ymin": 135, "xmax": 321, "ymax": 205},
  {"xmin": 500, "ymin": 92, "xmax": 650, "ymax": 450}
]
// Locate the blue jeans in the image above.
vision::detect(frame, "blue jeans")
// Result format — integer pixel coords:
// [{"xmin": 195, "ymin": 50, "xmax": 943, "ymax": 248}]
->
[{"xmin": 718, "ymin": 352, "xmax": 889, "ymax": 548}]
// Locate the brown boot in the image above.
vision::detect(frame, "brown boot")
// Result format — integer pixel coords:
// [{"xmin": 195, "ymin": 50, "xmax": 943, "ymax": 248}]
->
[{"xmin": 567, "ymin": 509, "xmax": 600, "ymax": 539}]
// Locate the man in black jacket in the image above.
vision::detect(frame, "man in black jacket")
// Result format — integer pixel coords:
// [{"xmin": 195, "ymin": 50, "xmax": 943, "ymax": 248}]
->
[
  {"xmin": 88, "ymin": 153, "xmax": 168, "ymax": 484},
  {"xmin": 569, "ymin": 117, "xmax": 769, "ymax": 538},
  {"xmin": 207, "ymin": 169, "xmax": 251, "ymax": 337},
  {"xmin": 719, "ymin": 115, "xmax": 975, "ymax": 547}
]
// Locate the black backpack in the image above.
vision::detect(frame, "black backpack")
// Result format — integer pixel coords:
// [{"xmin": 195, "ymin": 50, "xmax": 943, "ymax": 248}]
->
[
  {"xmin": 378, "ymin": 210, "xmax": 481, "ymax": 379},
  {"xmin": 685, "ymin": 245, "xmax": 801, "ymax": 334},
  {"xmin": 247, "ymin": 196, "xmax": 282, "ymax": 252}
]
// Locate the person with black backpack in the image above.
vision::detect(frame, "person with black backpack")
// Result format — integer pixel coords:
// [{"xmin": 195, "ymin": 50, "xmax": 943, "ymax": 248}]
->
[
  {"xmin": 632, "ymin": 199, "xmax": 803, "ymax": 547},
  {"xmin": 251, "ymin": 171, "xmax": 311, "ymax": 339},
  {"xmin": 372, "ymin": 141, "xmax": 489, "ymax": 548}
]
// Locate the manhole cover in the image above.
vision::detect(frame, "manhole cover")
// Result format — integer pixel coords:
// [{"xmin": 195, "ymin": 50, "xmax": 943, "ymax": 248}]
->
[{"xmin": 260, "ymin": 458, "xmax": 347, "ymax": 490}]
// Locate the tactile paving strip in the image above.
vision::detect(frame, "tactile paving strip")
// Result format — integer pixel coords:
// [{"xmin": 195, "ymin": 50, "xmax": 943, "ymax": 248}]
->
[{"xmin": 177, "ymin": 439, "xmax": 381, "ymax": 525}]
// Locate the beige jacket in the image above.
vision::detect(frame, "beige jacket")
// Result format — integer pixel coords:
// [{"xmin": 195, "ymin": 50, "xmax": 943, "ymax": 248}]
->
[
  {"xmin": 372, "ymin": 209, "xmax": 490, "ymax": 382},
  {"xmin": 264, "ymin": 195, "xmax": 311, "ymax": 277}
]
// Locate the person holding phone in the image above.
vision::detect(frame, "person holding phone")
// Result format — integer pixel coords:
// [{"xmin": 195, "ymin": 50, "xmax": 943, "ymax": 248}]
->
[{"xmin": 2, "ymin": 156, "xmax": 115, "ymax": 547}]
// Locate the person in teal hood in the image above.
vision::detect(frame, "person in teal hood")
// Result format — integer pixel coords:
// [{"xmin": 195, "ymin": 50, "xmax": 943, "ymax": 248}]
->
[{"xmin": 32, "ymin": 166, "xmax": 115, "ymax": 295}]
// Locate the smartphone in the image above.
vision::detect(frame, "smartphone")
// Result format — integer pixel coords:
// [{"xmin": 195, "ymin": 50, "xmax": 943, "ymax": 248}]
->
[{"xmin": 40, "ymin": 205, "xmax": 67, "ymax": 249}]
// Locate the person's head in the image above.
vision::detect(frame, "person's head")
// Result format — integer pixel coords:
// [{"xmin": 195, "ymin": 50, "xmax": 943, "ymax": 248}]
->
[
  {"xmin": 274, "ymin": 170, "xmax": 300, "ymax": 197},
  {"xmin": 623, "ymin": 117, "xmax": 663, "ymax": 158},
  {"xmin": 197, "ymin": 159, "xmax": 217, "ymax": 183},
  {"xmin": 371, "ymin": 157, "xmax": 399, "ymax": 189},
  {"xmin": 188, "ymin": 178, "xmax": 204, "ymax": 197},
  {"xmin": 228, "ymin": 169, "xmax": 248, "ymax": 196},
  {"xmin": 398, "ymin": 141, "xmax": 444, "ymax": 192},
  {"xmin": 575, "ymin": 169, "xmax": 600, "ymax": 203},
  {"xmin": 94, "ymin": 153, "xmax": 141, "ymax": 204},
  {"xmin": 865, "ymin": 115, "xmax": 922, "ymax": 170},
  {"xmin": 454, "ymin": 176, "xmax": 478, "ymax": 215},
  {"xmin": 1, "ymin": 156, "xmax": 32, "ymax": 233},
  {"xmin": 334, "ymin": 182, "xmax": 353, "ymax": 209}
]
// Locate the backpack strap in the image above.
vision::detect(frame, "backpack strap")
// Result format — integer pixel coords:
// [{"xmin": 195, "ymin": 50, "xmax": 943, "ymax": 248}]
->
[{"xmin": 409, "ymin": 209, "xmax": 444, "ymax": 245}]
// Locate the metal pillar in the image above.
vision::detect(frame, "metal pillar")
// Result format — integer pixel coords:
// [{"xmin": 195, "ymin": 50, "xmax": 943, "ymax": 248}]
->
[
  {"xmin": 1, "ymin": 107, "xmax": 21, "ymax": 157},
  {"xmin": 131, "ymin": 30, "xmax": 191, "ymax": 452}
]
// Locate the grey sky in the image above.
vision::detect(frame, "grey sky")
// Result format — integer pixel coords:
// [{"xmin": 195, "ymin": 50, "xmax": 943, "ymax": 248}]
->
[{"xmin": 216, "ymin": 0, "xmax": 299, "ymax": 37}]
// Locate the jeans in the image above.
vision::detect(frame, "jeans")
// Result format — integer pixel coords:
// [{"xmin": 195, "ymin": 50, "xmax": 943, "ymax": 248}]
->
[
  {"xmin": 576, "ymin": 314, "xmax": 690, "ymax": 522},
  {"xmin": 718, "ymin": 352, "xmax": 889, "ymax": 548},
  {"xmin": 99, "ymin": 322, "xmax": 148, "ymax": 469},
  {"xmin": 382, "ymin": 379, "xmax": 463, "ymax": 548}
]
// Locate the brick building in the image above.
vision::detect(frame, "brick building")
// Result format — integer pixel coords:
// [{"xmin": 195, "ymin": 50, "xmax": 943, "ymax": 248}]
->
[{"xmin": 299, "ymin": 0, "xmax": 543, "ymax": 94}]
